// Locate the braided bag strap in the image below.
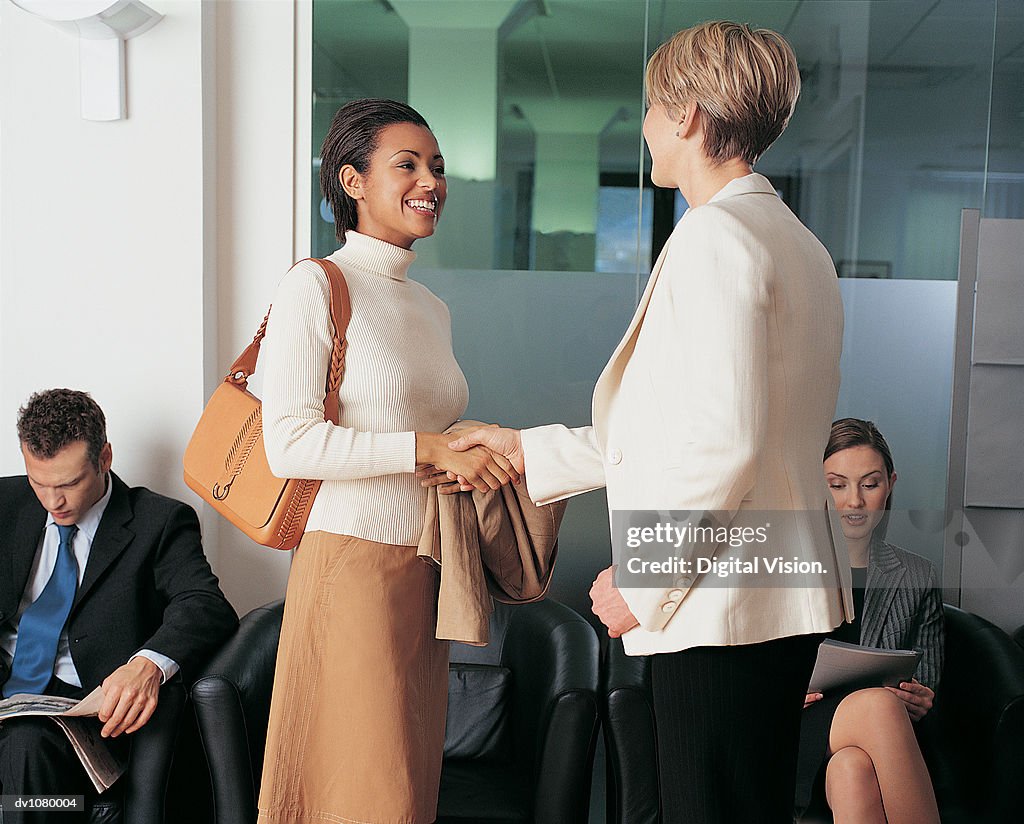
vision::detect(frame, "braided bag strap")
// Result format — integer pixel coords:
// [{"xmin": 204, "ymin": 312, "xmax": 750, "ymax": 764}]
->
[{"xmin": 224, "ymin": 258, "xmax": 351, "ymax": 424}]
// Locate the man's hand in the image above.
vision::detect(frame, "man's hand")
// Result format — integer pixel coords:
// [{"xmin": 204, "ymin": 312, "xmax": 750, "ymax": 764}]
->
[
  {"xmin": 590, "ymin": 566, "xmax": 640, "ymax": 638},
  {"xmin": 98, "ymin": 657, "xmax": 162, "ymax": 737},
  {"xmin": 885, "ymin": 677, "xmax": 934, "ymax": 721}
]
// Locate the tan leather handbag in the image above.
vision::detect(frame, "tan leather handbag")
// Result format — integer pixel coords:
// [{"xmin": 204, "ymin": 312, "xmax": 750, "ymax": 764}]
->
[{"xmin": 183, "ymin": 259, "xmax": 351, "ymax": 550}]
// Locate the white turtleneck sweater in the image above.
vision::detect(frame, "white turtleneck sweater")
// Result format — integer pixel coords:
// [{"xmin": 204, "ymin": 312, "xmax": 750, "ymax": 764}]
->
[{"xmin": 260, "ymin": 231, "xmax": 469, "ymax": 546}]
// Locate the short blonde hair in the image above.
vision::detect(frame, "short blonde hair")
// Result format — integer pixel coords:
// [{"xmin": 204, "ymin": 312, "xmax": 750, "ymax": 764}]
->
[{"xmin": 645, "ymin": 20, "xmax": 800, "ymax": 166}]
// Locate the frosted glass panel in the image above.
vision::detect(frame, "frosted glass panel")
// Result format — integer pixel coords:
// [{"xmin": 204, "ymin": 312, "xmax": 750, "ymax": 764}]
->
[
  {"xmin": 414, "ymin": 267, "xmax": 643, "ymax": 614},
  {"xmin": 836, "ymin": 278, "xmax": 958, "ymax": 567},
  {"xmin": 411, "ymin": 271, "xmax": 957, "ymax": 610},
  {"xmin": 414, "ymin": 268, "xmax": 642, "ymax": 429}
]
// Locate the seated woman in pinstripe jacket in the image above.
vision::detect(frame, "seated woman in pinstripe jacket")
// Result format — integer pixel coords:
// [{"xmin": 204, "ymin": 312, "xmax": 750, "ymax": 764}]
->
[{"xmin": 795, "ymin": 418, "xmax": 943, "ymax": 824}]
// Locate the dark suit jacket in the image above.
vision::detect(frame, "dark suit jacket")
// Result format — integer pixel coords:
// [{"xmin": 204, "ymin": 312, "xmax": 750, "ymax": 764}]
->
[
  {"xmin": 0, "ymin": 472, "xmax": 238, "ymax": 692},
  {"xmin": 862, "ymin": 538, "xmax": 945, "ymax": 692}
]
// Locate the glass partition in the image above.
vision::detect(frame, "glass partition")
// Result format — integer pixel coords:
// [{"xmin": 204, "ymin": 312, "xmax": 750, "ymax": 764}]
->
[
  {"xmin": 312, "ymin": 0, "xmax": 650, "ymax": 279},
  {"xmin": 313, "ymin": 0, "xmax": 1022, "ymax": 278},
  {"xmin": 986, "ymin": 0, "xmax": 1024, "ymax": 218},
  {"xmin": 311, "ymin": 0, "xmax": 1022, "ymax": 610}
]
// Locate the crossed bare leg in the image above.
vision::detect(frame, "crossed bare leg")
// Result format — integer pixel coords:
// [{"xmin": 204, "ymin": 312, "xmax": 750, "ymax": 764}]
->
[{"xmin": 825, "ymin": 688, "xmax": 939, "ymax": 824}]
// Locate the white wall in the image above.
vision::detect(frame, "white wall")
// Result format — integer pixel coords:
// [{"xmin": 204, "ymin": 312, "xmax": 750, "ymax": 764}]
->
[
  {"xmin": 0, "ymin": 0, "xmax": 309, "ymax": 615},
  {"xmin": 0, "ymin": 0, "xmax": 211, "ymax": 497},
  {"xmin": 211, "ymin": 0, "xmax": 311, "ymax": 613}
]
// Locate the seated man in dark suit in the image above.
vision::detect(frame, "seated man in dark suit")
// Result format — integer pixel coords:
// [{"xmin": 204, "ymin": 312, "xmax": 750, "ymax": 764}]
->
[{"xmin": 0, "ymin": 389, "xmax": 238, "ymax": 822}]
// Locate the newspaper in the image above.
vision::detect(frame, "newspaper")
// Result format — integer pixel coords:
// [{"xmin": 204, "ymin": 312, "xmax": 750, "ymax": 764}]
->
[
  {"xmin": 808, "ymin": 639, "xmax": 922, "ymax": 695},
  {"xmin": 0, "ymin": 687, "xmax": 126, "ymax": 792}
]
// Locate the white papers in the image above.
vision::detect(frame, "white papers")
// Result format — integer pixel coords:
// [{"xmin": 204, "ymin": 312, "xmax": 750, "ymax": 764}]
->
[{"xmin": 0, "ymin": 687, "xmax": 125, "ymax": 791}]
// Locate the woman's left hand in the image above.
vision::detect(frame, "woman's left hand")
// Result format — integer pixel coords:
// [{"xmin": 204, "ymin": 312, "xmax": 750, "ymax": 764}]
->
[
  {"xmin": 885, "ymin": 677, "xmax": 934, "ymax": 721},
  {"xmin": 416, "ymin": 464, "xmax": 463, "ymax": 495},
  {"xmin": 590, "ymin": 566, "xmax": 640, "ymax": 638}
]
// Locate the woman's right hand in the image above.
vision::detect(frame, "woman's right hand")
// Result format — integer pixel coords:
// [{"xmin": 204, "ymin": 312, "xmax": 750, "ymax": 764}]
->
[
  {"xmin": 447, "ymin": 425, "xmax": 525, "ymax": 474},
  {"xmin": 415, "ymin": 432, "xmax": 519, "ymax": 494},
  {"xmin": 804, "ymin": 692, "xmax": 823, "ymax": 709},
  {"xmin": 885, "ymin": 678, "xmax": 934, "ymax": 721}
]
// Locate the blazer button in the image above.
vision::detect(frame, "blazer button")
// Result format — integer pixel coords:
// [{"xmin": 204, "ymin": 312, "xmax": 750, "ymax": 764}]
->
[
  {"xmin": 660, "ymin": 602, "xmax": 676, "ymax": 614},
  {"xmin": 608, "ymin": 448, "xmax": 623, "ymax": 465},
  {"xmin": 667, "ymin": 589, "xmax": 683, "ymax": 601},
  {"xmin": 673, "ymin": 576, "xmax": 693, "ymax": 588}
]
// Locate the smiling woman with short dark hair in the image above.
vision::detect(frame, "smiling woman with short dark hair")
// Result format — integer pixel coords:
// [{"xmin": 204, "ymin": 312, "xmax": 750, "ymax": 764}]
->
[{"xmin": 256, "ymin": 99, "xmax": 516, "ymax": 824}]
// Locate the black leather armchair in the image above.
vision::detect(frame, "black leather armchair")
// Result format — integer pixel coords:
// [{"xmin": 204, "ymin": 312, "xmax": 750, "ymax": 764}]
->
[
  {"xmin": 87, "ymin": 678, "xmax": 187, "ymax": 824},
  {"xmin": 601, "ymin": 606, "xmax": 1024, "ymax": 824},
  {"xmin": 928, "ymin": 605, "xmax": 1024, "ymax": 823},
  {"xmin": 191, "ymin": 598, "xmax": 601, "ymax": 824},
  {"xmin": 439, "ymin": 598, "xmax": 601, "ymax": 823}
]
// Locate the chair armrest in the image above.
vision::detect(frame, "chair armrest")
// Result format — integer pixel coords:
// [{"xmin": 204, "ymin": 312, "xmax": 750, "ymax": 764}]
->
[
  {"xmin": 989, "ymin": 694, "xmax": 1024, "ymax": 823},
  {"xmin": 196, "ymin": 600, "xmax": 285, "ymax": 693},
  {"xmin": 192, "ymin": 676, "xmax": 258, "ymax": 824},
  {"xmin": 533, "ymin": 690, "xmax": 600, "ymax": 824},
  {"xmin": 499, "ymin": 600, "xmax": 600, "ymax": 824},
  {"xmin": 191, "ymin": 600, "xmax": 284, "ymax": 824},
  {"xmin": 121, "ymin": 679, "xmax": 186, "ymax": 824},
  {"xmin": 604, "ymin": 684, "xmax": 659, "ymax": 824},
  {"xmin": 602, "ymin": 636, "xmax": 659, "ymax": 824}
]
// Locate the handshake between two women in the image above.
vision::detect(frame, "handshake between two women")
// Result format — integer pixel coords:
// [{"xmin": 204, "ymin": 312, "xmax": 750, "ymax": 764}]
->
[
  {"xmin": 414, "ymin": 424, "xmax": 523, "ymax": 495},
  {"xmin": 416, "ymin": 422, "xmax": 640, "ymax": 639}
]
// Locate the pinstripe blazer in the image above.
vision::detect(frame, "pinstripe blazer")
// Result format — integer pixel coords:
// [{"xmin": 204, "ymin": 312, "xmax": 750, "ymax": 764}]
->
[{"xmin": 862, "ymin": 538, "xmax": 944, "ymax": 691}]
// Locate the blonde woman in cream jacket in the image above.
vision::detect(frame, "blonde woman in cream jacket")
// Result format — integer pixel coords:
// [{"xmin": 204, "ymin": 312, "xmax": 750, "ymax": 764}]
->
[{"xmin": 444, "ymin": 22, "xmax": 853, "ymax": 824}]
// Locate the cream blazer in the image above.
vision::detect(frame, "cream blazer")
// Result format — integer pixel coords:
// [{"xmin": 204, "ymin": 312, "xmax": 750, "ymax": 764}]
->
[{"xmin": 521, "ymin": 174, "xmax": 853, "ymax": 655}]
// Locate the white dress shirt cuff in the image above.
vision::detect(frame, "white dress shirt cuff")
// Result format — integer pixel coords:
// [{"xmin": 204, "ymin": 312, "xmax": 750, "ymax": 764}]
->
[{"xmin": 130, "ymin": 650, "xmax": 179, "ymax": 684}]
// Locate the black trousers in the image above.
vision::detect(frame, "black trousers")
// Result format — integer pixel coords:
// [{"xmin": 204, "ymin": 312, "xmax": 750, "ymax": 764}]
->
[
  {"xmin": 651, "ymin": 632, "xmax": 823, "ymax": 824},
  {"xmin": 0, "ymin": 678, "xmax": 122, "ymax": 824}
]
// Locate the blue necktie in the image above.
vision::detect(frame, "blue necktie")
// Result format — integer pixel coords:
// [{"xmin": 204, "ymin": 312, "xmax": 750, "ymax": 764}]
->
[{"xmin": 4, "ymin": 523, "xmax": 79, "ymax": 697}]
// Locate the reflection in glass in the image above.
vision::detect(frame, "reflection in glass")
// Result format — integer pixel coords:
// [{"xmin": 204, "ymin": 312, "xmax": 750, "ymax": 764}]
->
[
  {"xmin": 985, "ymin": 0, "xmax": 1024, "ymax": 219},
  {"xmin": 596, "ymin": 185, "xmax": 652, "ymax": 274},
  {"xmin": 311, "ymin": 0, "xmax": 649, "ymax": 273},
  {"xmin": 312, "ymin": 1, "xmax": 1020, "ymax": 277}
]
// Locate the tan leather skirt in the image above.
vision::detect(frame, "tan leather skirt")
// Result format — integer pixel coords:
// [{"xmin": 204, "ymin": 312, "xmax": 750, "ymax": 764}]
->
[{"xmin": 257, "ymin": 532, "xmax": 448, "ymax": 824}]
